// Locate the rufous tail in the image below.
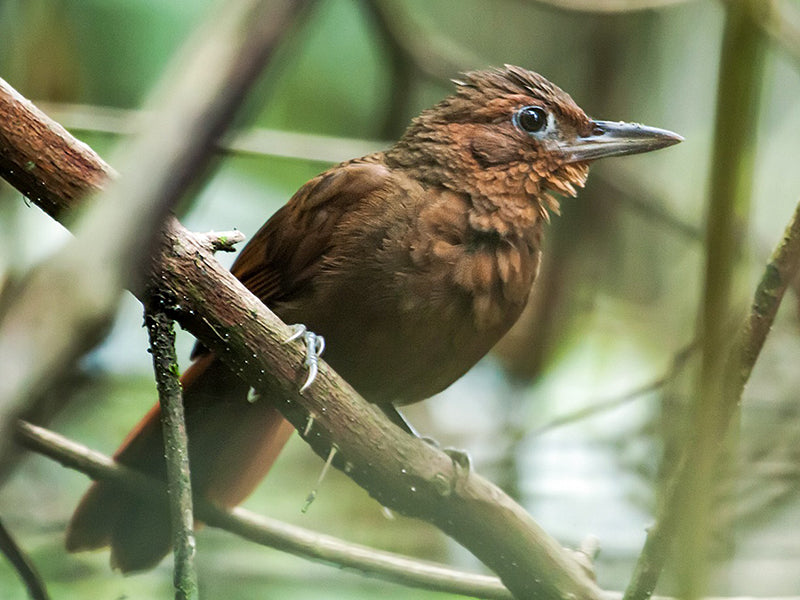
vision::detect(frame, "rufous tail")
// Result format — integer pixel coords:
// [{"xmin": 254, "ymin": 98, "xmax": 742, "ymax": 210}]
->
[{"xmin": 65, "ymin": 353, "xmax": 295, "ymax": 572}]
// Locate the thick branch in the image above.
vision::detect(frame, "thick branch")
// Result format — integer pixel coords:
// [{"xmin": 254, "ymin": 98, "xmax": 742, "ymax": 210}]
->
[
  {"xmin": 0, "ymin": 78, "xmax": 599, "ymax": 600},
  {"xmin": 676, "ymin": 3, "xmax": 764, "ymax": 597},
  {"xmin": 154, "ymin": 215, "xmax": 598, "ymax": 600}
]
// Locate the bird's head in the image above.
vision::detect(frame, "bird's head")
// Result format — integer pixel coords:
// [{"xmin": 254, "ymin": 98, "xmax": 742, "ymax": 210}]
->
[{"xmin": 387, "ymin": 65, "xmax": 681, "ymax": 218}]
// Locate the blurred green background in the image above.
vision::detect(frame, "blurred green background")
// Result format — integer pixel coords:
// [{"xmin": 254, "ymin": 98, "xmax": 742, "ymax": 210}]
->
[{"xmin": 2, "ymin": 0, "xmax": 800, "ymax": 598}]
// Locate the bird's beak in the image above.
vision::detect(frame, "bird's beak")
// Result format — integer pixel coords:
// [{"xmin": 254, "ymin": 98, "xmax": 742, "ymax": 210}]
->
[{"xmin": 561, "ymin": 120, "xmax": 683, "ymax": 164}]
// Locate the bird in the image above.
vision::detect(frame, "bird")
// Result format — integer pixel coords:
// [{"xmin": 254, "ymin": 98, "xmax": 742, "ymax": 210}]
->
[{"xmin": 65, "ymin": 65, "xmax": 681, "ymax": 572}]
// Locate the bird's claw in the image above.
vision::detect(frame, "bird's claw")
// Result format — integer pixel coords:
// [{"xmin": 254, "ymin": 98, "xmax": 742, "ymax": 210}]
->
[
  {"xmin": 443, "ymin": 447, "xmax": 472, "ymax": 473},
  {"xmin": 284, "ymin": 324, "xmax": 325, "ymax": 393},
  {"xmin": 421, "ymin": 436, "xmax": 473, "ymax": 474},
  {"xmin": 442, "ymin": 448, "xmax": 472, "ymax": 476},
  {"xmin": 570, "ymin": 535, "xmax": 600, "ymax": 580}
]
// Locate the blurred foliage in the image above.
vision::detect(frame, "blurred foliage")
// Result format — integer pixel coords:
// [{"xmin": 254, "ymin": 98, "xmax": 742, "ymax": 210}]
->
[{"xmin": 1, "ymin": 0, "xmax": 800, "ymax": 598}]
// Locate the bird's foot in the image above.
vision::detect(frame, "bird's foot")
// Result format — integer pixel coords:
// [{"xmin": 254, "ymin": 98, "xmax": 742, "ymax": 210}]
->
[
  {"xmin": 379, "ymin": 405, "xmax": 472, "ymax": 476},
  {"xmin": 421, "ymin": 436, "xmax": 473, "ymax": 474},
  {"xmin": 284, "ymin": 324, "xmax": 325, "ymax": 392},
  {"xmin": 570, "ymin": 535, "xmax": 600, "ymax": 581}
]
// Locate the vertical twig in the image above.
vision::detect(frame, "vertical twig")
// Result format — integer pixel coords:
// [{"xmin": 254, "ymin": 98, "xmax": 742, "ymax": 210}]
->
[
  {"xmin": 623, "ymin": 3, "xmax": 766, "ymax": 598},
  {"xmin": 679, "ymin": 1, "xmax": 765, "ymax": 597},
  {"xmin": 736, "ymin": 201, "xmax": 800, "ymax": 382},
  {"xmin": 145, "ymin": 307, "xmax": 198, "ymax": 600},
  {"xmin": 0, "ymin": 517, "xmax": 49, "ymax": 600}
]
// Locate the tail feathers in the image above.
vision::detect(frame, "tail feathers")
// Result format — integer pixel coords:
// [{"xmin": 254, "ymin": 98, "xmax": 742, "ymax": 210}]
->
[
  {"xmin": 66, "ymin": 482, "xmax": 172, "ymax": 572},
  {"xmin": 65, "ymin": 481, "xmax": 119, "ymax": 552},
  {"xmin": 65, "ymin": 353, "xmax": 295, "ymax": 572}
]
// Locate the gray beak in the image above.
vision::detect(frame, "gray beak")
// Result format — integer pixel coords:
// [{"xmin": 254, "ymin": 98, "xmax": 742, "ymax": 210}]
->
[{"xmin": 561, "ymin": 120, "xmax": 683, "ymax": 163}]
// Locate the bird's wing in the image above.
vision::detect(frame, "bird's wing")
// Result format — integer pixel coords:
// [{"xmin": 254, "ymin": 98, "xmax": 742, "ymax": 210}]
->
[
  {"xmin": 231, "ymin": 157, "xmax": 391, "ymax": 305},
  {"xmin": 190, "ymin": 159, "xmax": 391, "ymax": 361}
]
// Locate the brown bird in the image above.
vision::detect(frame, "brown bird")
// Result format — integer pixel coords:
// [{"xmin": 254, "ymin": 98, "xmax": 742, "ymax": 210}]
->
[{"xmin": 65, "ymin": 65, "xmax": 681, "ymax": 571}]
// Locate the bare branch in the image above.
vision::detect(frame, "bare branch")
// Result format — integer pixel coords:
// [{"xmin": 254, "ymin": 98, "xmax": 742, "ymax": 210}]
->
[
  {"xmin": 0, "ymin": 517, "xmax": 49, "ymax": 600},
  {"xmin": 737, "ymin": 202, "xmax": 800, "ymax": 384},
  {"xmin": 145, "ymin": 308, "xmax": 198, "ymax": 600},
  {"xmin": 16, "ymin": 420, "xmax": 513, "ymax": 600},
  {"xmin": 19, "ymin": 420, "xmax": 800, "ymax": 600},
  {"xmin": 533, "ymin": 342, "xmax": 696, "ymax": 436},
  {"xmin": 195, "ymin": 230, "xmax": 247, "ymax": 254},
  {"xmin": 524, "ymin": 0, "xmax": 698, "ymax": 12},
  {"xmin": 0, "ymin": 0, "xmax": 313, "ymax": 457},
  {"xmin": 35, "ymin": 101, "xmax": 386, "ymax": 164}
]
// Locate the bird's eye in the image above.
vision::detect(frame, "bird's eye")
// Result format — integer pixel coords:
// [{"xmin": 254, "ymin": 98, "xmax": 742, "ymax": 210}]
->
[{"xmin": 514, "ymin": 106, "xmax": 547, "ymax": 134}]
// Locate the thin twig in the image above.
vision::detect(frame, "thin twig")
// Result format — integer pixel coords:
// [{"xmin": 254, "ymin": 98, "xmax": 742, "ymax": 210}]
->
[
  {"xmin": 145, "ymin": 308, "xmax": 198, "ymax": 600},
  {"xmin": 736, "ymin": 191, "xmax": 800, "ymax": 386},
  {"xmin": 594, "ymin": 167, "xmax": 702, "ymax": 241},
  {"xmin": 18, "ymin": 421, "xmax": 800, "ymax": 600},
  {"xmin": 36, "ymin": 102, "xmax": 386, "ymax": 165},
  {"xmin": 532, "ymin": 342, "xmax": 696, "ymax": 436},
  {"xmin": 523, "ymin": 0, "xmax": 698, "ymax": 12},
  {"xmin": 0, "ymin": 516, "xmax": 49, "ymax": 600},
  {"xmin": 196, "ymin": 230, "xmax": 247, "ymax": 254},
  {"xmin": 15, "ymin": 420, "xmax": 513, "ymax": 600}
]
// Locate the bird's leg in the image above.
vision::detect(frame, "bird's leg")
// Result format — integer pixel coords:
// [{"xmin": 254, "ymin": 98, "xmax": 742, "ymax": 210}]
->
[
  {"xmin": 378, "ymin": 404, "xmax": 419, "ymax": 436},
  {"xmin": 379, "ymin": 405, "xmax": 472, "ymax": 473},
  {"xmin": 284, "ymin": 324, "xmax": 325, "ymax": 392}
]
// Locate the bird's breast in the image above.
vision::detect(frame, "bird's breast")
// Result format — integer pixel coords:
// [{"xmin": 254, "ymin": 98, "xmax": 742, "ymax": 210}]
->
[{"xmin": 277, "ymin": 189, "xmax": 542, "ymax": 406}]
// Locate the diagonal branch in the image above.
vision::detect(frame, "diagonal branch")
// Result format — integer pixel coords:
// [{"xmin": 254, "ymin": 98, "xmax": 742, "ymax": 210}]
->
[
  {"xmin": 622, "ymin": 194, "xmax": 800, "ymax": 600},
  {"xmin": 0, "ymin": 517, "xmax": 49, "ymax": 600}
]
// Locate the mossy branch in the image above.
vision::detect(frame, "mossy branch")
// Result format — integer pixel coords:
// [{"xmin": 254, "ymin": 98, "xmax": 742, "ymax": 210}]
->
[{"xmin": 145, "ymin": 307, "xmax": 198, "ymax": 600}]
